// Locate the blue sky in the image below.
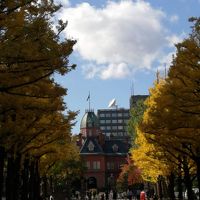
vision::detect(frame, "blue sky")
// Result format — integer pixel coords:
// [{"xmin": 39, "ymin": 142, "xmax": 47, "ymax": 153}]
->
[{"xmin": 53, "ymin": 0, "xmax": 200, "ymax": 134}]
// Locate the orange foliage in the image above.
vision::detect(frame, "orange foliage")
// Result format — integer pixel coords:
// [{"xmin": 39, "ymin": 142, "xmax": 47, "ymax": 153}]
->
[{"xmin": 118, "ymin": 156, "xmax": 143, "ymax": 185}]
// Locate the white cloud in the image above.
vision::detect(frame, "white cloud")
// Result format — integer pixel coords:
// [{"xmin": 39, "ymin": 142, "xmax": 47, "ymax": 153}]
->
[
  {"xmin": 57, "ymin": 1, "xmax": 171, "ymax": 79},
  {"xmin": 81, "ymin": 64, "xmax": 101, "ymax": 79},
  {"xmin": 81, "ymin": 62, "xmax": 132, "ymax": 79},
  {"xmin": 100, "ymin": 63, "xmax": 132, "ymax": 79}
]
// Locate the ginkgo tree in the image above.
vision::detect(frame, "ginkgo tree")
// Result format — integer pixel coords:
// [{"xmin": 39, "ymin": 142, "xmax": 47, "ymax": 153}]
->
[
  {"xmin": 133, "ymin": 17, "xmax": 200, "ymax": 200},
  {"xmin": 132, "ymin": 80, "xmax": 193, "ymax": 199},
  {"xmin": 0, "ymin": 1, "xmax": 79, "ymax": 199},
  {"xmin": 131, "ymin": 127, "xmax": 170, "ymax": 183}
]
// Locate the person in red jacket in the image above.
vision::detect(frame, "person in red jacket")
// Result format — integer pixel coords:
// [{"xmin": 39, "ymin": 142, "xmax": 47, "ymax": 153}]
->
[{"xmin": 140, "ymin": 190, "xmax": 146, "ymax": 200}]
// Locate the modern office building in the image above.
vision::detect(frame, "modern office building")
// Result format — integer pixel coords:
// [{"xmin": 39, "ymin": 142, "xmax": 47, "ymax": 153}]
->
[
  {"xmin": 129, "ymin": 95, "xmax": 148, "ymax": 108},
  {"xmin": 97, "ymin": 108, "xmax": 130, "ymax": 139}
]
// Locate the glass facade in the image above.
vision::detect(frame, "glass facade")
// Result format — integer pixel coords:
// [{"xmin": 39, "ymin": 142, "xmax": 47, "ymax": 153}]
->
[{"xmin": 97, "ymin": 108, "xmax": 130, "ymax": 139}]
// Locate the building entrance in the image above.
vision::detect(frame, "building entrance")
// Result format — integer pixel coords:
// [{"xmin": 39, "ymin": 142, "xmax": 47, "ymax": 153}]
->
[{"xmin": 87, "ymin": 177, "xmax": 97, "ymax": 189}]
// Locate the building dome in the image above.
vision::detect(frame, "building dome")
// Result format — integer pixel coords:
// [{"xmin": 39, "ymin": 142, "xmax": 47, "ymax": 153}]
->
[{"xmin": 80, "ymin": 110, "xmax": 99, "ymax": 129}]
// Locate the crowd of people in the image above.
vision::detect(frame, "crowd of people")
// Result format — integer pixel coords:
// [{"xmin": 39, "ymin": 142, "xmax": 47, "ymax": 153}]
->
[{"xmin": 70, "ymin": 189, "xmax": 158, "ymax": 200}]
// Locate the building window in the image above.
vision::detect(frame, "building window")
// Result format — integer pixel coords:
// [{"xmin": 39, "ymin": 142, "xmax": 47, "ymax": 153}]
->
[
  {"xmin": 88, "ymin": 130, "xmax": 92, "ymax": 136},
  {"xmin": 110, "ymin": 132, "xmax": 115, "ymax": 136},
  {"xmin": 124, "ymin": 132, "xmax": 128, "ymax": 136},
  {"xmin": 118, "ymin": 126, "xmax": 123, "ymax": 130},
  {"xmin": 107, "ymin": 162, "xmax": 110, "ymax": 169},
  {"xmin": 112, "ymin": 113, "xmax": 117, "ymax": 117},
  {"xmin": 112, "ymin": 132, "xmax": 117, "ymax": 136},
  {"xmin": 86, "ymin": 161, "xmax": 90, "ymax": 169},
  {"xmin": 100, "ymin": 119, "xmax": 105, "ymax": 123},
  {"xmin": 105, "ymin": 119, "xmax": 111, "ymax": 123},
  {"xmin": 106, "ymin": 132, "xmax": 111, "ymax": 137},
  {"xmin": 93, "ymin": 161, "xmax": 100, "ymax": 170},
  {"xmin": 118, "ymin": 119, "xmax": 123, "ymax": 123},
  {"xmin": 118, "ymin": 132, "xmax": 123, "ymax": 136},
  {"xmin": 106, "ymin": 126, "xmax": 111, "ymax": 130},
  {"xmin": 118, "ymin": 113, "xmax": 122, "ymax": 117},
  {"xmin": 107, "ymin": 162, "xmax": 114, "ymax": 170},
  {"xmin": 101, "ymin": 126, "xmax": 105, "ymax": 130},
  {"xmin": 112, "ymin": 119, "xmax": 117, "ymax": 123},
  {"xmin": 106, "ymin": 113, "xmax": 111, "ymax": 117},
  {"xmin": 124, "ymin": 119, "xmax": 129, "ymax": 123},
  {"xmin": 100, "ymin": 113, "xmax": 105, "ymax": 117},
  {"xmin": 124, "ymin": 113, "xmax": 129, "ymax": 117},
  {"xmin": 111, "ymin": 162, "xmax": 114, "ymax": 169}
]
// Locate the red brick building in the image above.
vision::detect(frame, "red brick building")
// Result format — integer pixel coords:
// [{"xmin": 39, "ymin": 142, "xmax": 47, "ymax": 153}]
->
[{"xmin": 77, "ymin": 109, "xmax": 130, "ymax": 190}]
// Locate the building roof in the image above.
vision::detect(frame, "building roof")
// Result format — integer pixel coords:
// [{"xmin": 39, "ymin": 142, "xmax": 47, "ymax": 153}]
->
[
  {"xmin": 80, "ymin": 110, "xmax": 99, "ymax": 129},
  {"xmin": 80, "ymin": 138, "xmax": 129, "ymax": 156},
  {"xmin": 80, "ymin": 138, "xmax": 104, "ymax": 154},
  {"xmin": 103, "ymin": 139, "xmax": 129, "ymax": 155}
]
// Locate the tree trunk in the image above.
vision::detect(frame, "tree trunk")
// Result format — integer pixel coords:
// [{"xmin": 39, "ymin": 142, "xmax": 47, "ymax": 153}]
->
[
  {"xmin": 0, "ymin": 146, "xmax": 5, "ymax": 200},
  {"xmin": 177, "ymin": 172, "xmax": 183, "ymax": 200},
  {"xmin": 183, "ymin": 157, "xmax": 194, "ymax": 200},
  {"xmin": 42, "ymin": 176, "xmax": 48, "ymax": 199},
  {"xmin": 6, "ymin": 154, "xmax": 15, "ymax": 200},
  {"xmin": 157, "ymin": 176, "xmax": 163, "ymax": 200},
  {"xmin": 13, "ymin": 154, "xmax": 21, "ymax": 200},
  {"xmin": 177, "ymin": 157, "xmax": 183, "ymax": 200},
  {"xmin": 29, "ymin": 159, "xmax": 41, "ymax": 200},
  {"xmin": 29, "ymin": 160, "xmax": 35, "ymax": 200},
  {"xmin": 35, "ymin": 159, "xmax": 40, "ymax": 200},
  {"xmin": 21, "ymin": 157, "xmax": 30, "ymax": 200},
  {"xmin": 195, "ymin": 157, "xmax": 200, "ymax": 200},
  {"xmin": 168, "ymin": 172, "xmax": 175, "ymax": 200},
  {"xmin": 49, "ymin": 176, "xmax": 54, "ymax": 195}
]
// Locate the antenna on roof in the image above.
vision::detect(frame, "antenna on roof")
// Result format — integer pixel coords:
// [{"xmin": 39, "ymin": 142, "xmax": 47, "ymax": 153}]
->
[
  {"xmin": 108, "ymin": 98, "xmax": 117, "ymax": 108},
  {"xmin": 131, "ymin": 81, "xmax": 134, "ymax": 96},
  {"xmin": 156, "ymin": 69, "xmax": 160, "ymax": 84}
]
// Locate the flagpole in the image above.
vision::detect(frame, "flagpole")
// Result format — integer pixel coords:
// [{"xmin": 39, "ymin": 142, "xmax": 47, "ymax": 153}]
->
[
  {"xmin": 87, "ymin": 91, "xmax": 90, "ymax": 111},
  {"xmin": 89, "ymin": 92, "xmax": 90, "ymax": 111}
]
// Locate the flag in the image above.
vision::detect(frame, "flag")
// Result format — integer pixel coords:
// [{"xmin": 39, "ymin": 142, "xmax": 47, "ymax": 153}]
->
[{"xmin": 87, "ymin": 92, "xmax": 90, "ymax": 101}]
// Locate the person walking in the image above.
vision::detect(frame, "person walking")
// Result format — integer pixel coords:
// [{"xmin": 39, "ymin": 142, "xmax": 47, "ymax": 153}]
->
[
  {"xmin": 100, "ymin": 193, "xmax": 105, "ymax": 200},
  {"xmin": 105, "ymin": 191, "xmax": 109, "ymax": 200},
  {"xmin": 140, "ymin": 190, "xmax": 146, "ymax": 200},
  {"xmin": 128, "ymin": 190, "xmax": 133, "ymax": 200},
  {"xmin": 113, "ymin": 190, "xmax": 117, "ymax": 200},
  {"xmin": 49, "ymin": 195, "xmax": 54, "ymax": 200}
]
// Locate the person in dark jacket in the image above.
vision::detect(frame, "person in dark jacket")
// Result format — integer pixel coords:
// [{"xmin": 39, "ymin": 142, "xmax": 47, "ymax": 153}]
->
[
  {"xmin": 105, "ymin": 191, "xmax": 109, "ymax": 200},
  {"xmin": 113, "ymin": 190, "xmax": 117, "ymax": 200}
]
